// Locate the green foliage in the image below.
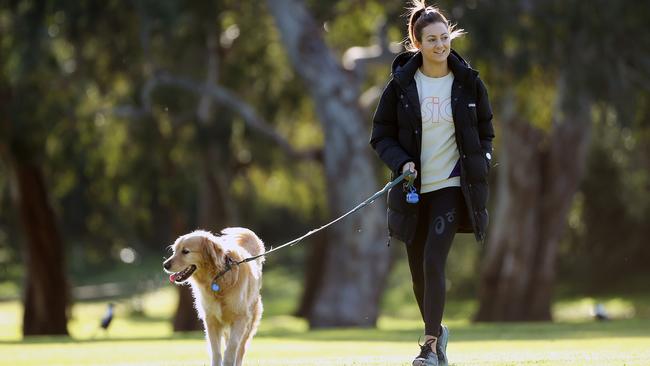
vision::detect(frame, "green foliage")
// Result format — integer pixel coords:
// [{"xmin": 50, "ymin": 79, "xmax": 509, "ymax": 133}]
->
[
  {"xmin": 560, "ymin": 105, "xmax": 650, "ymax": 290},
  {"xmin": 1, "ymin": 0, "xmax": 328, "ymax": 282}
]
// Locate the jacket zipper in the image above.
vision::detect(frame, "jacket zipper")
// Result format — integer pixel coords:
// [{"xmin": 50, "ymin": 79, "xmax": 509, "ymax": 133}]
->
[{"xmin": 451, "ymin": 83, "xmax": 481, "ymax": 242}]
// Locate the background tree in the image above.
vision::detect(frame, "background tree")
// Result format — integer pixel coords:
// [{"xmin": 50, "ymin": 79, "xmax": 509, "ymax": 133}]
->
[
  {"xmin": 267, "ymin": 0, "xmax": 399, "ymax": 328},
  {"xmin": 0, "ymin": 0, "xmax": 70, "ymax": 335},
  {"xmin": 116, "ymin": 0, "xmax": 324, "ymax": 329},
  {"xmin": 462, "ymin": 0, "xmax": 650, "ymax": 321}
]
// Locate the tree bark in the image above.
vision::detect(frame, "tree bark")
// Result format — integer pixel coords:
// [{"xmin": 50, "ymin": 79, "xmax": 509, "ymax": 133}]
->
[
  {"xmin": 294, "ymin": 231, "xmax": 327, "ymax": 318},
  {"xmin": 474, "ymin": 118, "xmax": 545, "ymax": 321},
  {"xmin": 173, "ymin": 286, "xmax": 203, "ymax": 331},
  {"xmin": 267, "ymin": 0, "xmax": 390, "ymax": 328},
  {"xmin": 475, "ymin": 78, "xmax": 591, "ymax": 321},
  {"xmin": 0, "ymin": 82, "xmax": 69, "ymax": 335},
  {"xmin": 173, "ymin": 27, "xmax": 234, "ymax": 332},
  {"xmin": 13, "ymin": 160, "xmax": 69, "ymax": 335}
]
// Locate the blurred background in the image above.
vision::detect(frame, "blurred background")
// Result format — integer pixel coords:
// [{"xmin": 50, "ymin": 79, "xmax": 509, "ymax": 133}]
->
[{"xmin": 1, "ymin": 0, "xmax": 649, "ymax": 341}]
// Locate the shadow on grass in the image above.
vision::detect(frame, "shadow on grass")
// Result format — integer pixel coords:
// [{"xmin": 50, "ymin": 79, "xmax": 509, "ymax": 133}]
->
[
  {"xmin": 4, "ymin": 318, "xmax": 649, "ymax": 346},
  {"xmin": 0, "ymin": 331, "xmax": 205, "ymax": 345},
  {"xmin": 256, "ymin": 318, "xmax": 650, "ymax": 343},
  {"xmin": 124, "ymin": 313, "xmax": 173, "ymax": 323}
]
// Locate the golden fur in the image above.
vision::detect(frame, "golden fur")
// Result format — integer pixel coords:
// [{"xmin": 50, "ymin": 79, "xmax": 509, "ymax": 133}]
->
[{"xmin": 163, "ymin": 228, "xmax": 264, "ymax": 366}]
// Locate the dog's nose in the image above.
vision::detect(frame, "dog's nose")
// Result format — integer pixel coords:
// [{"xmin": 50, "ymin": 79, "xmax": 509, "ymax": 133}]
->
[{"xmin": 163, "ymin": 260, "xmax": 171, "ymax": 270}]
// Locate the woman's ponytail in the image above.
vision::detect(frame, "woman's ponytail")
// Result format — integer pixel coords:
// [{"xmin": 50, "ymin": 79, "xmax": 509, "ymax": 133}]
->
[
  {"xmin": 406, "ymin": 0, "xmax": 427, "ymax": 51},
  {"xmin": 405, "ymin": 1, "xmax": 465, "ymax": 52}
]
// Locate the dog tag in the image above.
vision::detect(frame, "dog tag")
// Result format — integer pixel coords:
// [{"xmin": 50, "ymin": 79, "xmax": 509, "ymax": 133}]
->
[{"xmin": 211, "ymin": 283, "xmax": 220, "ymax": 292}]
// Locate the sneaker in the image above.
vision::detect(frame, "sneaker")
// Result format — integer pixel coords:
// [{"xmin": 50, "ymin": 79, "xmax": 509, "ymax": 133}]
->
[
  {"xmin": 436, "ymin": 325, "xmax": 449, "ymax": 366},
  {"xmin": 412, "ymin": 338, "xmax": 439, "ymax": 366}
]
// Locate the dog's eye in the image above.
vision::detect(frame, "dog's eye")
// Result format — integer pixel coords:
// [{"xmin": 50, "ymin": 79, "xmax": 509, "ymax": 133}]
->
[{"xmin": 182, "ymin": 248, "xmax": 190, "ymax": 254}]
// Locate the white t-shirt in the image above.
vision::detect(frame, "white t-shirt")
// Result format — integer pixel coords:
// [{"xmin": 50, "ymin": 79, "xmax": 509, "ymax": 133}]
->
[{"xmin": 414, "ymin": 69, "xmax": 461, "ymax": 193}]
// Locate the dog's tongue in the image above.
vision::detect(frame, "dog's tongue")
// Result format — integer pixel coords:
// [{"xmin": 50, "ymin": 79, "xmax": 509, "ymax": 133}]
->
[{"xmin": 169, "ymin": 273, "xmax": 176, "ymax": 283}]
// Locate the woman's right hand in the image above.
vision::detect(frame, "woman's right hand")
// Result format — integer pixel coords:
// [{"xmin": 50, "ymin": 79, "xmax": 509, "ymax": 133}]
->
[{"xmin": 402, "ymin": 162, "xmax": 417, "ymax": 180}]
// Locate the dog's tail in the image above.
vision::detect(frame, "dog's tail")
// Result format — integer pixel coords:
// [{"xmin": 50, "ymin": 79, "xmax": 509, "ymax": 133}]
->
[{"xmin": 221, "ymin": 227, "xmax": 265, "ymax": 264}]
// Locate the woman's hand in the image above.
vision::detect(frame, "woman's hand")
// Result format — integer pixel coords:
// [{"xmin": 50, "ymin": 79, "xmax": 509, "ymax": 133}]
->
[{"xmin": 402, "ymin": 162, "xmax": 417, "ymax": 180}]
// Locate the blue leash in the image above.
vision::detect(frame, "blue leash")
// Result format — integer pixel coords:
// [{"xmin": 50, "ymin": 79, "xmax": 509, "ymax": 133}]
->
[{"xmin": 210, "ymin": 170, "xmax": 415, "ymax": 290}]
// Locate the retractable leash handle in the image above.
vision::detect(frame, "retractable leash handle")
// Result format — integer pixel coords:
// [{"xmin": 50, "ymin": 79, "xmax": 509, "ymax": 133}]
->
[
  {"xmin": 209, "ymin": 169, "xmax": 415, "ymax": 291},
  {"xmin": 404, "ymin": 169, "xmax": 419, "ymax": 204},
  {"xmin": 406, "ymin": 185, "xmax": 419, "ymax": 203}
]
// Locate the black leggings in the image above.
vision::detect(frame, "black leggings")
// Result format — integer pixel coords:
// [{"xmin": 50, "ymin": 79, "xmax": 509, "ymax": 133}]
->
[{"xmin": 406, "ymin": 187, "xmax": 463, "ymax": 336}]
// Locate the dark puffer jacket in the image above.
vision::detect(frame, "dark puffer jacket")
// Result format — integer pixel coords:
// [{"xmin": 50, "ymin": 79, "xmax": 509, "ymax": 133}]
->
[{"xmin": 370, "ymin": 50, "xmax": 495, "ymax": 243}]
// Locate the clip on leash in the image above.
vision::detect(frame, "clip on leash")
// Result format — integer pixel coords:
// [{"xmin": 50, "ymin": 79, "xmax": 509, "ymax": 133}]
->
[
  {"xmin": 210, "ymin": 170, "xmax": 415, "ymax": 291},
  {"xmin": 405, "ymin": 174, "xmax": 419, "ymax": 204}
]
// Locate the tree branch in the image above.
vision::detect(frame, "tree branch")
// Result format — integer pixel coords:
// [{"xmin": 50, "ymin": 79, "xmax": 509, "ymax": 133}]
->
[
  {"xmin": 118, "ymin": 72, "xmax": 320, "ymax": 161},
  {"xmin": 112, "ymin": 8, "xmax": 320, "ymax": 162},
  {"xmin": 342, "ymin": 19, "xmax": 402, "ymax": 74},
  {"xmin": 342, "ymin": 18, "xmax": 402, "ymax": 113},
  {"xmin": 196, "ymin": 22, "xmax": 219, "ymax": 124}
]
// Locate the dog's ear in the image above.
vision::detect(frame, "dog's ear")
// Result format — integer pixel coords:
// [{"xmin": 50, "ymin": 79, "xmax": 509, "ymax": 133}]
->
[
  {"xmin": 202, "ymin": 237, "xmax": 219, "ymax": 264},
  {"xmin": 225, "ymin": 248, "xmax": 243, "ymax": 263},
  {"xmin": 219, "ymin": 249, "xmax": 244, "ymax": 289}
]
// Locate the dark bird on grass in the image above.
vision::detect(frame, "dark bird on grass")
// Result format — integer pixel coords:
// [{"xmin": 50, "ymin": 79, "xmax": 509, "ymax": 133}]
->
[
  {"xmin": 100, "ymin": 303, "xmax": 115, "ymax": 330},
  {"xmin": 92, "ymin": 303, "xmax": 115, "ymax": 339},
  {"xmin": 593, "ymin": 303, "xmax": 609, "ymax": 321}
]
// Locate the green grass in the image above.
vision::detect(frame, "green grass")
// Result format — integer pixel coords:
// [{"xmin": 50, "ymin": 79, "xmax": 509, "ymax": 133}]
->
[{"xmin": 2, "ymin": 287, "xmax": 650, "ymax": 365}]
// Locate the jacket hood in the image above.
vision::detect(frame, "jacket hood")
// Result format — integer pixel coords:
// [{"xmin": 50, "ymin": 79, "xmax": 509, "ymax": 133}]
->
[{"xmin": 391, "ymin": 49, "xmax": 477, "ymax": 87}]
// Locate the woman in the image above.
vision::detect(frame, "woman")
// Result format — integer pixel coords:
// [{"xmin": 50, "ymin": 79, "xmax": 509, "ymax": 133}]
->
[{"xmin": 369, "ymin": 2, "xmax": 495, "ymax": 366}]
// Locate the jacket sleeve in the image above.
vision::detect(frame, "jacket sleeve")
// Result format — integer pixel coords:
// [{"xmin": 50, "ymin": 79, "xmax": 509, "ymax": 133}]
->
[
  {"xmin": 476, "ymin": 77, "xmax": 495, "ymax": 159},
  {"xmin": 369, "ymin": 80, "xmax": 414, "ymax": 176}
]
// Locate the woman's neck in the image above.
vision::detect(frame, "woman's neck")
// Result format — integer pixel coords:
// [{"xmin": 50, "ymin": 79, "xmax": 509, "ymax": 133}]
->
[{"xmin": 420, "ymin": 60, "xmax": 449, "ymax": 78}]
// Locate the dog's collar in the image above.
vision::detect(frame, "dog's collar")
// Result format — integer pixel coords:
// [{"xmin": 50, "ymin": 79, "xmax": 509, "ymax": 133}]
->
[{"xmin": 211, "ymin": 256, "xmax": 236, "ymax": 292}]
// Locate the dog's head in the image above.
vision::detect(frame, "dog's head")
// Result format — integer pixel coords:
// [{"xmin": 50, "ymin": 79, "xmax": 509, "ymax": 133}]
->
[{"xmin": 163, "ymin": 230, "xmax": 239, "ymax": 285}]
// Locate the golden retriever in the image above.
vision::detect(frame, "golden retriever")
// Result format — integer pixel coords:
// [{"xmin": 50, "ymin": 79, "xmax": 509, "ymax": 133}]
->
[{"xmin": 163, "ymin": 228, "xmax": 264, "ymax": 366}]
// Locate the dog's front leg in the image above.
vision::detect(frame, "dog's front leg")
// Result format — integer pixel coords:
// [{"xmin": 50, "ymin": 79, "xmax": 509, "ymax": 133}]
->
[
  {"xmin": 205, "ymin": 320, "xmax": 224, "ymax": 366},
  {"xmin": 224, "ymin": 318, "xmax": 248, "ymax": 366}
]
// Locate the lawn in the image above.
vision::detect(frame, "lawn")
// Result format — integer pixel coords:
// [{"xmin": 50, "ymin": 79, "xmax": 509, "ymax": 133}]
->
[{"xmin": 1, "ymin": 287, "xmax": 650, "ymax": 365}]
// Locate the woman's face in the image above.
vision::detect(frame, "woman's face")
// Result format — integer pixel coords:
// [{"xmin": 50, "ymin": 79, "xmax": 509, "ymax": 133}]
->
[{"xmin": 416, "ymin": 22, "xmax": 451, "ymax": 65}]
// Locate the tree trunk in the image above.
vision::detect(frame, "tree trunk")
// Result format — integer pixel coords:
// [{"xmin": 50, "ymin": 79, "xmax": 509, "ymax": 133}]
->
[
  {"xmin": 294, "ymin": 231, "xmax": 327, "ymax": 318},
  {"xmin": 163, "ymin": 194, "xmax": 201, "ymax": 332},
  {"xmin": 173, "ymin": 149, "xmax": 233, "ymax": 333},
  {"xmin": 173, "ymin": 28, "xmax": 236, "ymax": 331},
  {"xmin": 194, "ymin": 25, "xmax": 238, "ymax": 233},
  {"xmin": 164, "ymin": 191, "xmax": 200, "ymax": 332},
  {"xmin": 12, "ymin": 160, "xmax": 69, "ymax": 335},
  {"xmin": 267, "ymin": 0, "xmax": 390, "ymax": 328},
  {"xmin": 0, "ymin": 82, "xmax": 69, "ymax": 336},
  {"xmin": 173, "ymin": 286, "xmax": 203, "ymax": 331},
  {"xmin": 474, "ymin": 118, "xmax": 545, "ymax": 321},
  {"xmin": 475, "ymin": 79, "xmax": 591, "ymax": 321}
]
